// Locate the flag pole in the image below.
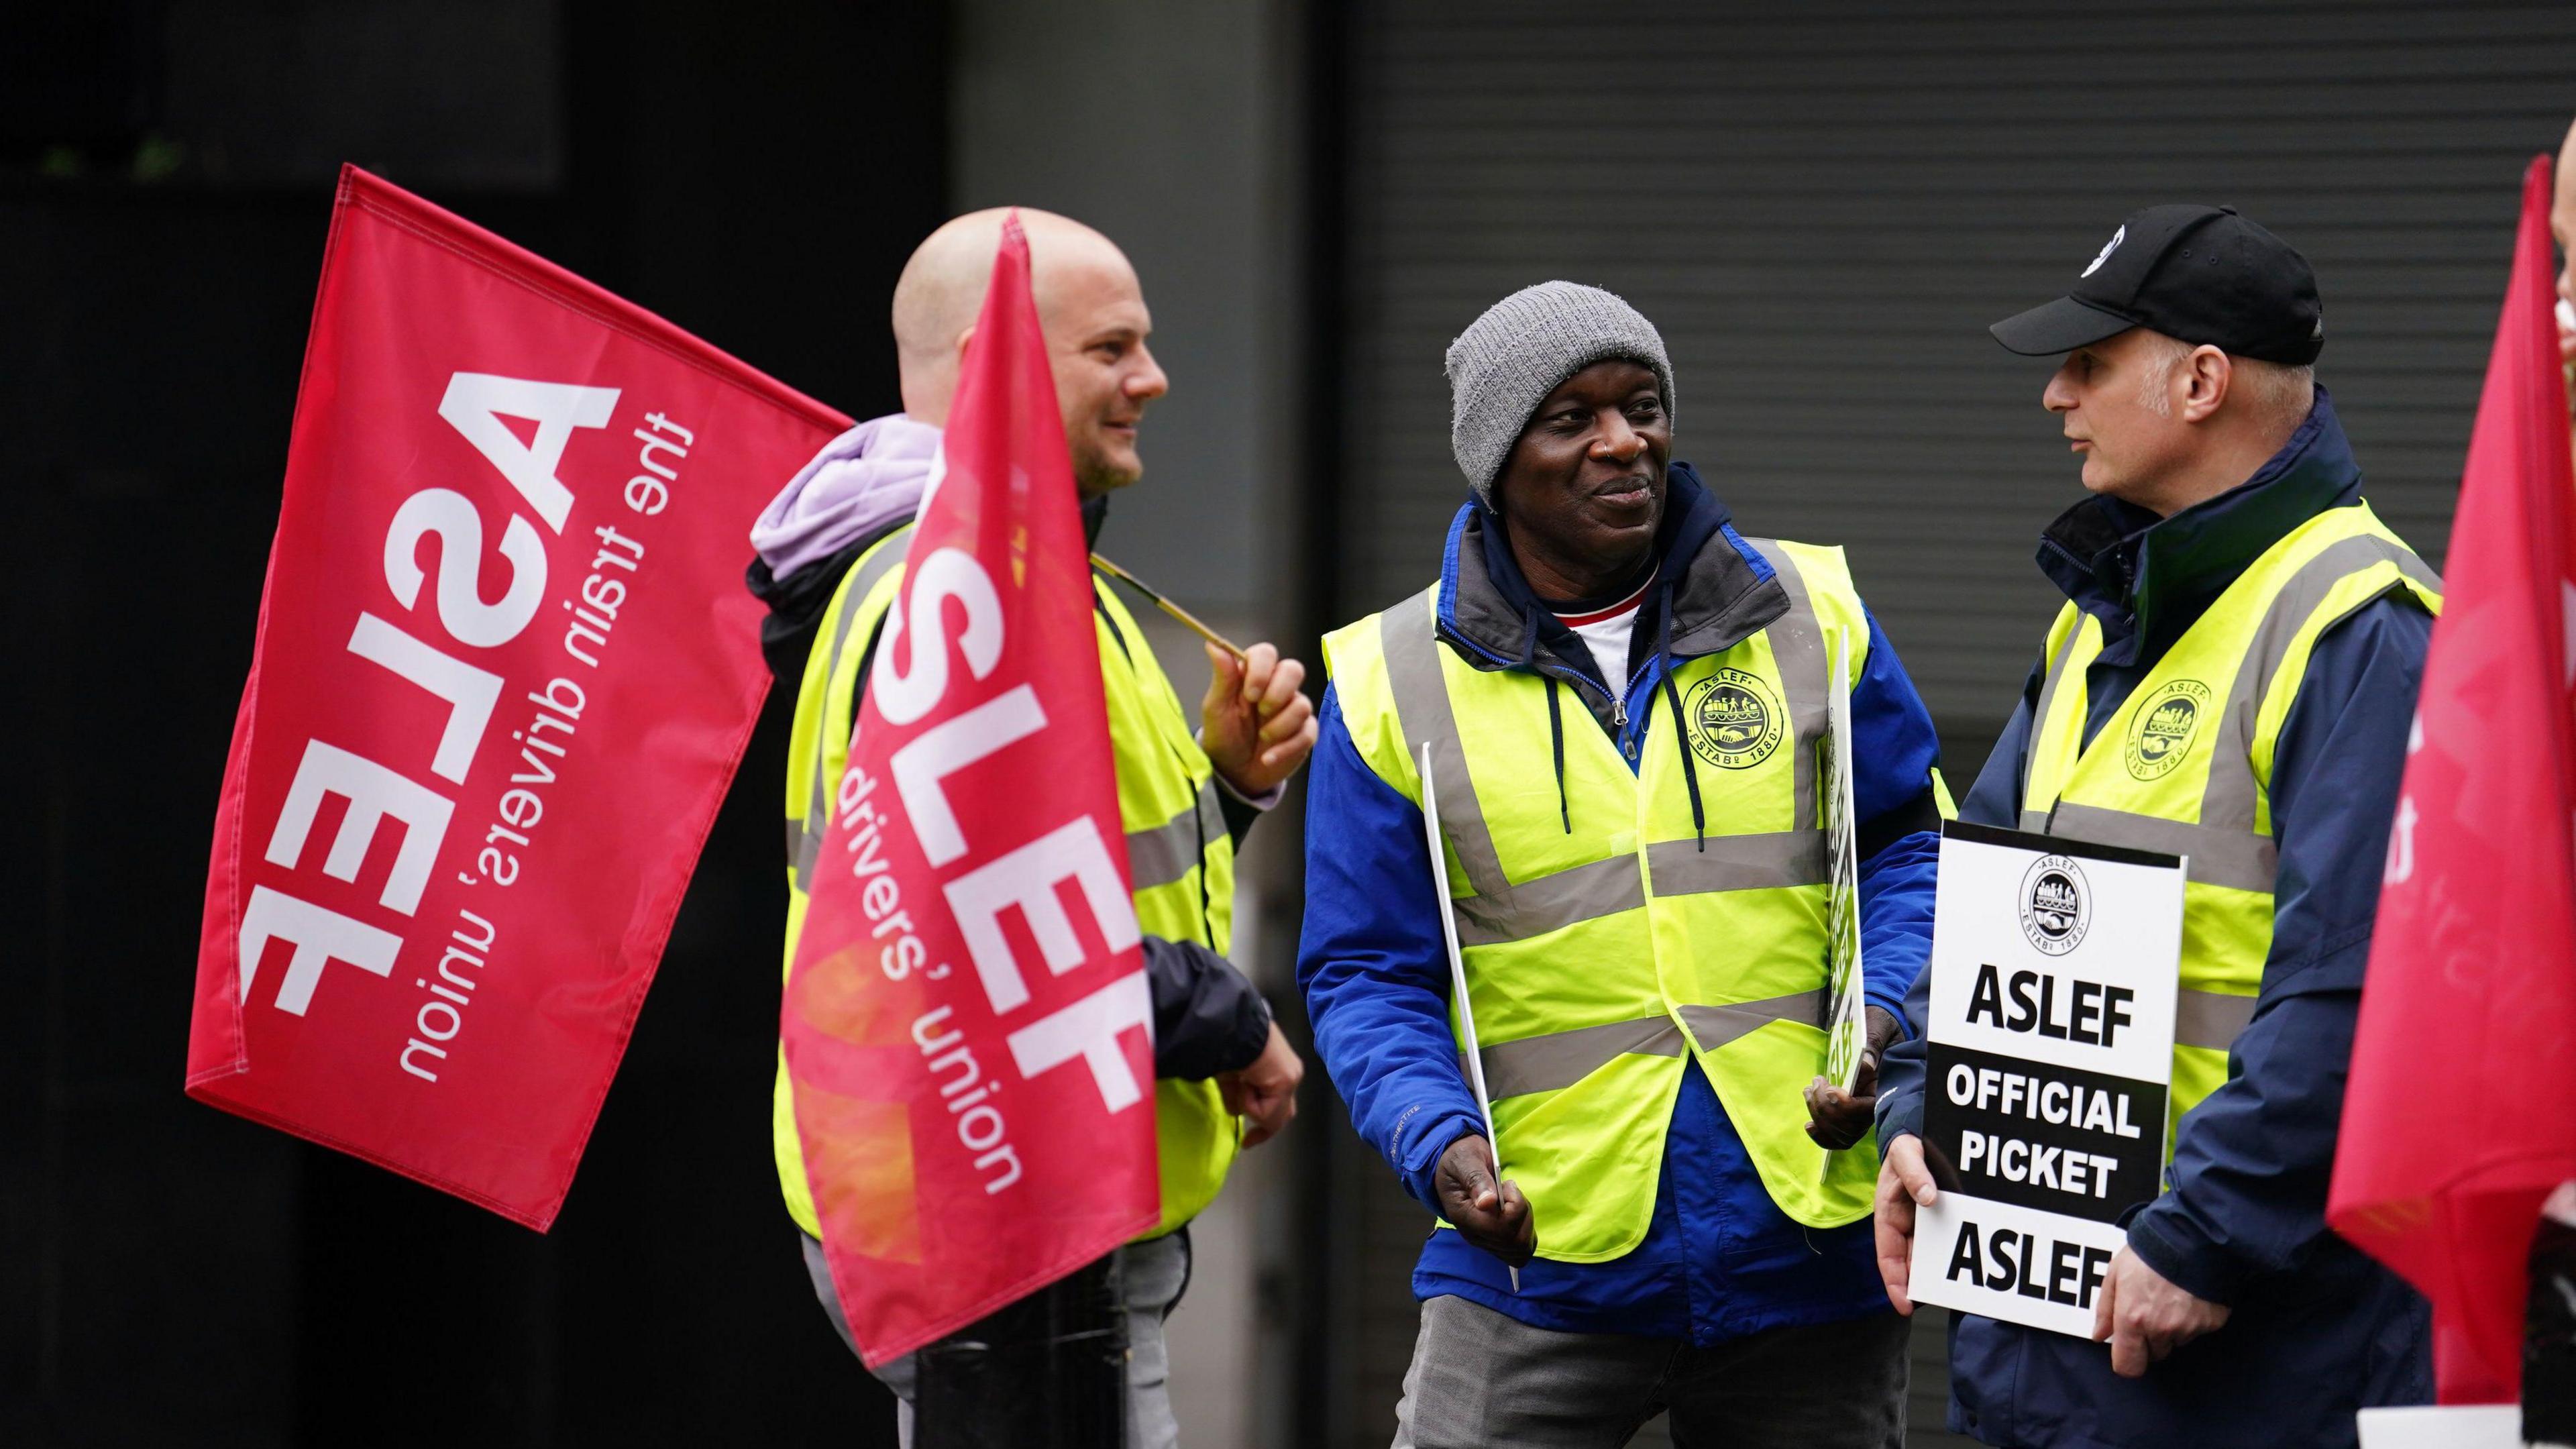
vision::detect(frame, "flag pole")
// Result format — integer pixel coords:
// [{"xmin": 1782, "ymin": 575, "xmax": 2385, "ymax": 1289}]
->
[
  {"xmin": 1420, "ymin": 741, "xmax": 1518, "ymax": 1293},
  {"xmin": 1090, "ymin": 553, "xmax": 1248, "ymax": 661}
]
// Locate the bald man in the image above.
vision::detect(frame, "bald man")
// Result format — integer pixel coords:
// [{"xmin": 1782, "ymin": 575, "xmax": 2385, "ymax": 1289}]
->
[{"xmin": 749, "ymin": 209, "xmax": 1316, "ymax": 1446}]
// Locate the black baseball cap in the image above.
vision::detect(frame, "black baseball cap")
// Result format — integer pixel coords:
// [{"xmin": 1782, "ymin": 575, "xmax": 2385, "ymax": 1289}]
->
[{"xmin": 1990, "ymin": 205, "xmax": 2324, "ymax": 366}]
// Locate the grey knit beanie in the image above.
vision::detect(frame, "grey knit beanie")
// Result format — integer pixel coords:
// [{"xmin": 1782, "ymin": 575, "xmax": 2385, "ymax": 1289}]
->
[{"xmin": 1445, "ymin": 280, "xmax": 1675, "ymax": 506}]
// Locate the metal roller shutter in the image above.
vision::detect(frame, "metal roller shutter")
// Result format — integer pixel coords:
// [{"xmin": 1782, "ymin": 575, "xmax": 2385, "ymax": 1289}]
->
[{"xmin": 1323, "ymin": 4, "xmax": 2576, "ymax": 1444}]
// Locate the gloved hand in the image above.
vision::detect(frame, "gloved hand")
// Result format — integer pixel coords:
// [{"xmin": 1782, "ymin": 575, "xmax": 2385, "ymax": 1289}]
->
[
  {"xmin": 1434, "ymin": 1134, "xmax": 1535, "ymax": 1268},
  {"xmin": 1802, "ymin": 1006, "xmax": 1903, "ymax": 1150}
]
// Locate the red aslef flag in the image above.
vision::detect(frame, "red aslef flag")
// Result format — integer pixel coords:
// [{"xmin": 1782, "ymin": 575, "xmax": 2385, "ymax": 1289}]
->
[
  {"xmin": 2329, "ymin": 154, "xmax": 2576, "ymax": 1403},
  {"xmin": 783, "ymin": 213, "xmax": 1161, "ymax": 1366},
  {"xmin": 189, "ymin": 167, "xmax": 847, "ymax": 1227}
]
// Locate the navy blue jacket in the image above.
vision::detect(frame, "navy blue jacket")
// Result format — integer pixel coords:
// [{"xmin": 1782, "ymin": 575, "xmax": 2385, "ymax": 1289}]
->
[
  {"xmin": 1299, "ymin": 466, "xmax": 1944, "ymax": 1344},
  {"xmin": 1876, "ymin": 390, "xmax": 2434, "ymax": 1447}
]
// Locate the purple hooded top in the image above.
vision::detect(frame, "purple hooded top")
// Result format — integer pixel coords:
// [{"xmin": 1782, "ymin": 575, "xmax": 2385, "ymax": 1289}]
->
[{"xmin": 749, "ymin": 413, "xmax": 942, "ymax": 579}]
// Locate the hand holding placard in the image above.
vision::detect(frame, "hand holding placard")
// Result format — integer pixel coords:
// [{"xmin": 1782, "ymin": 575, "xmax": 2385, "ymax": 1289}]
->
[{"xmin": 1902, "ymin": 822, "xmax": 2186, "ymax": 1338}]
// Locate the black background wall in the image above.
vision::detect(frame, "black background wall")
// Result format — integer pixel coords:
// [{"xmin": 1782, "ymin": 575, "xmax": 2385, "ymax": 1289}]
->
[{"xmin": 2, "ymin": 4, "xmax": 946, "ymax": 1442}]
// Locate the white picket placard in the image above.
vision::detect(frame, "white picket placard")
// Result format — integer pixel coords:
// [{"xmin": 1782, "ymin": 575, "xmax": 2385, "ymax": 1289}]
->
[{"xmin": 1906, "ymin": 822, "xmax": 2185, "ymax": 1337}]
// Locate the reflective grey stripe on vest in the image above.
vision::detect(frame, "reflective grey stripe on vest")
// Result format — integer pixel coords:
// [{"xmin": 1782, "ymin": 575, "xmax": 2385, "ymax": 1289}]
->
[
  {"xmin": 2022, "ymin": 616, "xmax": 2090, "ymax": 819},
  {"xmin": 1645, "ymin": 831, "xmax": 1825, "ymax": 894},
  {"xmin": 1126, "ymin": 778, "xmax": 1224, "ymax": 892},
  {"xmin": 1743, "ymin": 541, "xmax": 1826, "ymax": 830},
  {"xmin": 1454, "ymin": 854, "xmax": 1643, "ymax": 948},
  {"xmin": 2176, "ymin": 988, "xmax": 2259, "ymax": 1053},
  {"xmin": 1470, "ymin": 991, "xmax": 1823, "ymax": 1101},
  {"xmin": 2027, "ymin": 531, "xmax": 2439, "ymax": 900},
  {"xmin": 2038, "ymin": 803, "xmax": 2279, "ymax": 894},
  {"xmin": 1379, "ymin": 589, "xmax": 1513, "ymax": 902},
  {"xmin": 2199, "ymin": 534, "xmax": 2438, "ymax": 843},
  {"xmin": 792, "ymin": 526, "xmax": 917, "ymax": 892},
  {"xmin": 1382, "ymin": 588, "xmax": 1827, "ymax": 949},
  {"xmin": 1680, "ymin": 991, "xmax": 1823, "ymax": 1050},
  {"xmin": 1474, "ymin": 1014, "xmax": 1683, "ymax": 1099}
]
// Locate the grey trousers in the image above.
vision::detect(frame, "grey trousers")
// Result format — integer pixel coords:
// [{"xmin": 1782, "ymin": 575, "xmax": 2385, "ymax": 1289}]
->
[
  {"xmin": 800, "ymin": 1230, "xmax": 1191, "ymax": 1449},
  {"xmin": 1393, "ymin": 1294, "xmax": 1909, "ymax": 1449}
]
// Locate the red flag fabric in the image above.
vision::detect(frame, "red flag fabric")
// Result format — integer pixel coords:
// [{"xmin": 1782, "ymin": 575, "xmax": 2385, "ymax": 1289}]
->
[
  {"xmin": 785, "ymin": 213, "xmax": 1161, "ymax": 1366},
  {"xmin": 189, "ymin": 166, "xmax": 849, "ymax": 1228},
  {"xmin": 2328, "ymin": 154, "xmax": 2576, "ymax": 1402}
]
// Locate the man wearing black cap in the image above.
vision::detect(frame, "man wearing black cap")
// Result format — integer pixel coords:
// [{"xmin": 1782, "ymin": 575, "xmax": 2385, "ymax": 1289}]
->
[{"xmin": 1870, "ymin": 205, "xmax": 2440, "ymax": 1446}]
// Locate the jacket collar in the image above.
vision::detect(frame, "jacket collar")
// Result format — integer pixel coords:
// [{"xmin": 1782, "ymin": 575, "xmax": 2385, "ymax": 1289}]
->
[
  {"xmin": 1438, "ymin": 461, "xmax": 1788, "ymax": 682},
  {"xmin": 2035, "ymin": 385, "xmax": 2361, "ymax": 668}
]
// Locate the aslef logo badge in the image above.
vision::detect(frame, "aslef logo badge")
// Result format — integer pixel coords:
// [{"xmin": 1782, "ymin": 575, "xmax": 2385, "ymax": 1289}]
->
[
  {"xmin": 2123, "ymin": 679, "xmax": 2211, "ymax": 781},
  {"xmin": 2020, "ymin": 855, "xmax": 2090, "ymax": 957},
  {"xmin": 1684, "ymin": 668, "xmax": 1784, "ymax": 769},
  {"xmin": 2081, "ymin": 225, "xmax": 2127, "ymax": 278}
]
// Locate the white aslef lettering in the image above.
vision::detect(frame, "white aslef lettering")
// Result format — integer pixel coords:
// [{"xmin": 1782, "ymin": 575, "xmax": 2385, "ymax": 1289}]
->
[
  {"xmin": 1006, "ymin": 972, "xmax": 1154, "ymax": 1113},
  {"xmin": 435, "ymin": 372, "xmax": 619, "ymax": 533},
  {"xmin": 264, "ymin": 740, "xmax": 454, "ymax": 915},
  {"xmin": 345, "ymin": 612, "xmax": 500, "ymax": 785},
  {"xmin": 945, "ymin": 816, "xmax": 1141, "ymax": 1014},
  {"xmin": 237, "ymin": 885, "xmax": 401, "ymax": 1015},
  {"xmin": 381, "ymin": 487, "xmax": 549, "ymax": 647},
  {"xmin": 873, "ymin": 548, "xmax": 1006, "ymax": 727},
  {"xmin": 891, "ymin": 684, "xmax": 1047, "ymax": 867}
]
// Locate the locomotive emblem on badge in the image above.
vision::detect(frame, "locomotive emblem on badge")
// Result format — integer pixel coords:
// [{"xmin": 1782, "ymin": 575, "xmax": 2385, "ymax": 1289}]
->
[
  {"xmin": 1684, "ymin": 669, "xmax": 1784, "ymax": 769},
  {"xmin": 2123, "ymin": 679, "xmax": 2211, "ymax": 781},
  {"xmin": 2019, "ymin": 855, "xmax": 2090, "ymax": 956}
]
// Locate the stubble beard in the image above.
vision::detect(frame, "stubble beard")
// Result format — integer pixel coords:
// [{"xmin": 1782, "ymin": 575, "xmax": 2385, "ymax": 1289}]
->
[{"xmin": 1070, "ymin": 435, "xmax": 1141, "ymax": 498}]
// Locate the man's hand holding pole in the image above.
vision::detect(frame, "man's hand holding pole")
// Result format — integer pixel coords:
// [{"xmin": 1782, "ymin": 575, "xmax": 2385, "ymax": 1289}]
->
[
  {"xmin": 1202, "ymin": 641, "xmax": 1318, "ymax": 796},
  {"xmin": 1436, "ymin": 1134, "xmax": 1535, "ymax": 1268}
]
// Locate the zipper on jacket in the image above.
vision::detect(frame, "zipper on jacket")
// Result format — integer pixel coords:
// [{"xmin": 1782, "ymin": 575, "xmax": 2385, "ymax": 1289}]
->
[
  {"xmin": 1440, "ymin": 622, "xmax": 1652, "ymax": 769},
  {"xmin": 1532, "ymin": 656, "xmax": 1650, "ymax": 767}
]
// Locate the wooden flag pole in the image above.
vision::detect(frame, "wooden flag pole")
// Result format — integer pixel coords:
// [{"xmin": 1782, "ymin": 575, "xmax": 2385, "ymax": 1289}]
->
[{"xmin": 1089, "ymin": 553, "xmax": 1248, "ymax": 662}]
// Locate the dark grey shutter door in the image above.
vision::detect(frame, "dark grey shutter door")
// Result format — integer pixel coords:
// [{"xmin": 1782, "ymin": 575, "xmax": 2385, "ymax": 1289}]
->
[{"xmin": 1325, "ymin": 3, "xmax": 2576, "ymax": 1442}]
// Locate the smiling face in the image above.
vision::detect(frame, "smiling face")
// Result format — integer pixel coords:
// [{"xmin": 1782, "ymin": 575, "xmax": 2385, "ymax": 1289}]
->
[
  {"xmin": 1037, "ymin": 247, "xmax": 1168, "ymax": 496},
  {"xmin": 1491, "ymin": 359, "xmax": 1672, "ymax": 598},
  {"xmin": 891, "ymin": 208, "xmax": 1169, "ymax": 496}
]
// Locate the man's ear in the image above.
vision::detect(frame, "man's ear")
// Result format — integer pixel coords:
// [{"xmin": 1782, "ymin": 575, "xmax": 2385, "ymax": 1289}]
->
[
  {"xmin": 951, "ymin": 325, "xmax": 977, "ymax": 366},
  {"xmin": 2180, "ymin": 345, "xmax": 2233, "ymax": 423}
]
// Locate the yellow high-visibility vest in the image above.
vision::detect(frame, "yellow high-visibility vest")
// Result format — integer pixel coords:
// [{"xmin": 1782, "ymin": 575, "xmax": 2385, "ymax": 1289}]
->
[
  {"xmin": 1323, "ymin": 539, "xmax": 1878, "ymax": 1261},
  {"xmin": 773, "ymin": 521, "xmax": 1241, "ymax": 1241},
  {"xmin": 2017, "ymin": 501, "xmax": 2439, "ymax": 1157}
]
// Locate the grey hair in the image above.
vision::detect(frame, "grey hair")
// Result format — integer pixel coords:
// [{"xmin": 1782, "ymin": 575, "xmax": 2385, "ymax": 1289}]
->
[
  {"xmin": 2233, "ymin": 357, "xmax": 2318, "ymax": 425},
  {"xmin": 2136, "ymin": 332, "xmax": 2314, "ymax": 425}
]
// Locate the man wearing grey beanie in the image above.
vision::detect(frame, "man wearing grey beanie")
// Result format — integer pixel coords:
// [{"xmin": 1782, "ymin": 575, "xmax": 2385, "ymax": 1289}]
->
[{"xmin": 1297, "ymin": 281, "xmax": 1945, "ymax": 1446}]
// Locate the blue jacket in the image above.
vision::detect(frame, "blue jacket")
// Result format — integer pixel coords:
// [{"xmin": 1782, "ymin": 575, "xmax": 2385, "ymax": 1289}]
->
[
  {"xmin": 1876, "ymin": 390, "xmax": 2434, "ymax": 1448},
  {"xmin": 1298, "ymin": 465, "xmax": 1945, "ymax": 1344}
]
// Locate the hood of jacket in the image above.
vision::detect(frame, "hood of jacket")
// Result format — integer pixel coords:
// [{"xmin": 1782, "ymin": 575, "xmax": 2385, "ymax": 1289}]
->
[
  {"xmin": 751, "ymin": 413, "xmax": 942, "ymax": 580},
  {"xmin": 745, "ymin": 413, "xmax": 940, "ymax": 684},
  {"xmin": 2037, "ymin": 385, "xmax": 2363, "ymax": 671},
  {"xmin": 743, "ymin": 415, "xmax": 1120, "ymax": 687}
]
